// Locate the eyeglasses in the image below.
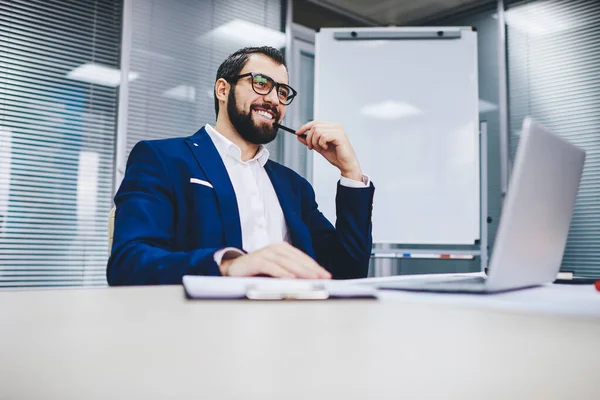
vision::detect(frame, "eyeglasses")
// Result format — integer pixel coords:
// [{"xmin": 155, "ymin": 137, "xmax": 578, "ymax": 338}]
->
[{"xmin": 231, "ymin": 72, "xmax": 297, "ymax": 105}]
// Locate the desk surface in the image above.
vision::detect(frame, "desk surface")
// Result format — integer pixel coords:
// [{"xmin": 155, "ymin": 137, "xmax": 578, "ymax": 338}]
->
[
  {"xmin": 1, "ymin": 282, "xmax": 599, "ymax": 400},
  {"xmin": 354, "ymin": 274, "xmax": 600, "ymax": 318}
]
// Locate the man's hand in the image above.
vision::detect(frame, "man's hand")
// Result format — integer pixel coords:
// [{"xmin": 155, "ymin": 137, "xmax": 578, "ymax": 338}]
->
[
  {"xmin": 219, "ymin": 242, "xmax": 332, "ymax": 279},
  {"xmin": 296, "ymin": 121, "xmax": 363, "ymax": 181}
]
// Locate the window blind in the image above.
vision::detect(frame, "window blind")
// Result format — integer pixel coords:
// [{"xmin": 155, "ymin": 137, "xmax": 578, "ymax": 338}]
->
[
  {"xmin": 507, "ymin": 0, "xmax": 600, "ymax": 278},
  {"xmin": 125, "ymin": 0, "xmax": 284, "ymax": 161},
  {"xmin": 0, "ymin": 0, "xmax": 122, "ymax": 287}
]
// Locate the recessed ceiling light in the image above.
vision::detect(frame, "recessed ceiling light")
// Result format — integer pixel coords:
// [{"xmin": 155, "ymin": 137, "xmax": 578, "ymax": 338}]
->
[
  {"xmin": 162, "ymin": 85, "xmax": 196, "ymax": 102},
  {"xmin": 200, "ymin": 19, "xmax": 286, "ymax": 49},
  {"xmin": 67, "ymin": 63, "xmax": 139, "ymax": 87}
]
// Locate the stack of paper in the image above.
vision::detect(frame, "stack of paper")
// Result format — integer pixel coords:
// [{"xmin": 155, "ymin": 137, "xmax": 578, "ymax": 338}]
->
[{"xmin": 182, "ymin": 275, "xmax": 377, "ymax": 300}]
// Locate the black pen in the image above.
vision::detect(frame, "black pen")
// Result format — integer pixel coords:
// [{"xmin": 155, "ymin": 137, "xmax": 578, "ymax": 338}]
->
[{"xmin": 274, "ymin": 122, "xmax": 307, "ymax": 139}]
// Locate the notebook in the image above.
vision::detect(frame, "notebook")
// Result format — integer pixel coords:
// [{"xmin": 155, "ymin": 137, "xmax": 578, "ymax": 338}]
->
[{"xmin": 182, "ymin": 275, "xmax": 378, "ymax": 300}]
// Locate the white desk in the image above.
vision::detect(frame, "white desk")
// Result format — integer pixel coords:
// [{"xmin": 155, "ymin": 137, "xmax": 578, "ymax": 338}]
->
[
  {"xmin": 354, "ymin": 274, "xmax": 600, "ymax": 319},
  {"xmin": 1, "ymin": 283, "xmax": 599, "ymax": 400}
]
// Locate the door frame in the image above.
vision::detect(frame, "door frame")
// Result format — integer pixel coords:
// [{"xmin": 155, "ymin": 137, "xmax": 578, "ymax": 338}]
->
[{"xmin": 283, "ymin": 23, "xmax": 316, "ymax": 178}]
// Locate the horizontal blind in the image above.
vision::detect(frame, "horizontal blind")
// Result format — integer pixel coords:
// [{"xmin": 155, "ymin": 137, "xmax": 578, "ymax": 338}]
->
[
  {"xmin": 507, "ymin": 0, "xmax": 600, "ymax": 277},
  {"xmin": 0, "ymin": 0, "xmax": 121, "ymax": 287},
  {"xmin": 126, "ymin": 0, "xmax": 284, "ymax": 161}
]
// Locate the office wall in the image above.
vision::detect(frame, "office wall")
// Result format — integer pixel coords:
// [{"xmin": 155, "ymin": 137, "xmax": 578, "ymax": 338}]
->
[
  {"xmin": 506, "ymin": 0, "xmax": 600, "ymax": 278},
  {"xmin": 123, "ymin": 0, "xmax": 284, "ymax": 162},
  {"xmin": 0, "ymin": 0, "xmax": 285, "ymax": 289},
  {"xmin": 406, "ymin": 0, "xmax": 600, "ymax": 279},
  {"xmin": 370, "ymin": 3, "xmax": 501, "ymax": 276},
  {"xmin": 0, "ymin": 0, "xmax": 122, "ymax": 288}
]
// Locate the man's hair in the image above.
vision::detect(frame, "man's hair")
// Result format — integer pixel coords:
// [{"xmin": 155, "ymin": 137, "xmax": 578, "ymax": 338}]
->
[{"xmin": 214, "ymin": 46, "xmax": 287, "ymax": 117}]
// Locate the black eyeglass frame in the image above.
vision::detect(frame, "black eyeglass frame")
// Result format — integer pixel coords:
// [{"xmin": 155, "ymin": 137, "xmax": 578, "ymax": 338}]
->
[{"xmin": 230, "ymin": 72, "xmax": 298, "ymax": 105}]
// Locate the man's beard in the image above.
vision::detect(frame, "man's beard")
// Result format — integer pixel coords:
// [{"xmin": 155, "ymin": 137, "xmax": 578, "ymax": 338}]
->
[{"xmin": 227, "ymin": 88, "xmax": 279, "ymax": 145}]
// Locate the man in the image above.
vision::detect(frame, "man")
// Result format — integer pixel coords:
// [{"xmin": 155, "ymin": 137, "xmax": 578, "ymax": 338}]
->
[{"xmin": 107, "ymin": 46, "xmax": 374, "ymax": 285}]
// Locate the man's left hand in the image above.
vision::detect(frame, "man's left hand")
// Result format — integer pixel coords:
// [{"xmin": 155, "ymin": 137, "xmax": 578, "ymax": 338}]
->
[{"xmin": 296, "ymin": 121, "xmax": 363, "ymax": 181}]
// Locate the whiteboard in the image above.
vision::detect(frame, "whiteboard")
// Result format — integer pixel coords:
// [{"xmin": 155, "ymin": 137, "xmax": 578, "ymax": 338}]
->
[{"xmin": 313, "ymin": 27, "xmax": 480, "ymax": 244}]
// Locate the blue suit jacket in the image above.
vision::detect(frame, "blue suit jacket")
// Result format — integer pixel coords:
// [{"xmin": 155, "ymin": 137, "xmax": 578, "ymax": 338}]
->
[{"xmin": 107, "ymin": 127, "xmax": 375, "ymax": 285}]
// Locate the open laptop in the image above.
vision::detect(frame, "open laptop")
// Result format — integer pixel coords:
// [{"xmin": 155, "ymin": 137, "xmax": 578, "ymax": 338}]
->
[{"xmin": 377, "ymin": 117, "xmax": 586, "ymax": 294}]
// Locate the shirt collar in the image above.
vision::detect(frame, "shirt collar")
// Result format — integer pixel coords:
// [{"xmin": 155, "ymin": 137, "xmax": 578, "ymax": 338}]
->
[{"xmin": 204, "ymin": 124, "xmax": 270, "ymax": 167}]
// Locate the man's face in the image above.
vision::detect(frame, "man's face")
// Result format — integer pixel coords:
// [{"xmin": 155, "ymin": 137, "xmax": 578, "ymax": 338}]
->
[{"xmin": 226, "ymin": 54, "xmax": 288, "ymax": 145}]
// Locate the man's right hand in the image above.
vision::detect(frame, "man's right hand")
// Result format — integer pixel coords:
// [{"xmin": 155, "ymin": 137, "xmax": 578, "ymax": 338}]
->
[{"xmin": 219, "ymin": 242, "xmax": 331, "ymax": 279}]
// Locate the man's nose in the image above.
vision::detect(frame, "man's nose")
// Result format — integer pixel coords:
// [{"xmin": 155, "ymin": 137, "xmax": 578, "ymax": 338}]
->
[{"xmin": 263, "ymin": 88, "xmax": 279, "ymax": 105}]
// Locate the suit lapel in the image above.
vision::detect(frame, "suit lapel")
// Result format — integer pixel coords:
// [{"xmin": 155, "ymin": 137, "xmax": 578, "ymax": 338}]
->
[
  {"xmin": 265, "ymin": 162, "xmax": 315, "ymax": 258},
  {"xmin": 185, "ymin": 127, "xmax": 243, "ymax": 249}
]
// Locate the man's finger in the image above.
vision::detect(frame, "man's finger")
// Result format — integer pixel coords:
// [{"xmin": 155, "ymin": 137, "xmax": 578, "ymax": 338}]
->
[
  {"xmin": 311, "ymin": 127, "xmax": 321, "ymax": 151},
  {"xmin": 266, "ymin": 249, "xmax": 320, "ymax": 279},
  {"xmin": 305, "ymin": 127, "xmax": 315, "ymax": 150},
  {"xmin": 279, "ymin": 258, "xmax": 321, "ymax": 279},
  {"xmin": 318, "ymin": 134, "xmax": 329, "ymax": 150},
  {"xmin": 296, "ymin": 120, "xmax": 317, "ymax": 136},
  {"xmin": 283, "ymin": 245, "xmax": 332, "ymax": 279},
  {"xmin": 257, "ymin": 261, "xmax": 296, "ymax": 279}
]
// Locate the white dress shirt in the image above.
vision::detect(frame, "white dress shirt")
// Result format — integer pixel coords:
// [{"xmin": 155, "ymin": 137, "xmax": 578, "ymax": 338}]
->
[{"xmin": 204, "ymin": 124, "xmax": 369, "ymax": 265}]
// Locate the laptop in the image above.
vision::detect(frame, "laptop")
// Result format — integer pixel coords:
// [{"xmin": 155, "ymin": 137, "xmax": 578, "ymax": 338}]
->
[{"xmin": 377, "ymin": 117, "xmax": 586, "ymax": 294}]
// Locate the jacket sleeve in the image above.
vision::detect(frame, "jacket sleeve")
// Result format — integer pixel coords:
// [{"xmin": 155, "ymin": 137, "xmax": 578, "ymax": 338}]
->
[
  {"xmin": 106, "ymin": 141, "xmax": 222, "ymax": 286},
  {"xmin": 303, "ymin": 180, "xmax": 375, "ymax": 279}
]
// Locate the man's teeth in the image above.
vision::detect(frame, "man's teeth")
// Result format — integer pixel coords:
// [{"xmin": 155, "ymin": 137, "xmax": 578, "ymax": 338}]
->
[{"xmin": 255, "ymin": 110, "xmax": 274, "ymax": 120}]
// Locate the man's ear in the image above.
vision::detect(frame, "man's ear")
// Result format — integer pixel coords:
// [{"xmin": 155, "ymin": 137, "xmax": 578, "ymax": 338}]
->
[{"xmin": 215, "ymin": 78, "xmax": 229, "ymax": 103}]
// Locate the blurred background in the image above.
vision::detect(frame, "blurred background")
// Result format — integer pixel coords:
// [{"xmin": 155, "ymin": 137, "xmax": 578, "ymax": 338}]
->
[{"xmin": 1, "ymin": 0, "xmax": 599, "ymax": 288}]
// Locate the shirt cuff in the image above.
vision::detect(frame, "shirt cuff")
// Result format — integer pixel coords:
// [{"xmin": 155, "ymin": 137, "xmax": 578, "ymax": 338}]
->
[
  {"xmin": 213, "ymin": 247, "xmax": 245, "ymax": 266},
  {"xmin": 339, "ymin": 174, "xmax": 370, "ymax": 188}
]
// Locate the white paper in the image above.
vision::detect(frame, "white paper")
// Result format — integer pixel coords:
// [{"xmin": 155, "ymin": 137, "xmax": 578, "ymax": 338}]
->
[{"xmin": 182, "ymin": 276, "xmax": 377, "ymax": 299}]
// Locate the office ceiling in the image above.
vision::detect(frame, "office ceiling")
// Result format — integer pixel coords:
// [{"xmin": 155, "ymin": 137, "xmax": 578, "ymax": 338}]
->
[{"xmin": 309, "ymin": 0, "xmax": 490, "ymax": 25}]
